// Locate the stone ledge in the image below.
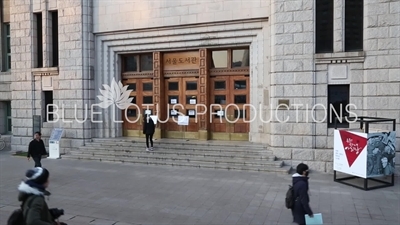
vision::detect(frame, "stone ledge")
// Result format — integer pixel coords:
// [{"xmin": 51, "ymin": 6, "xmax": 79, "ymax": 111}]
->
[
  {"xmin": 32, "ymin": 67, "xmax": 59, "ymax": 76},
  {"xmin": 315, "ymin": 51, "xmax": 365, "ymax": 64},
  {"xmin": 96, "ymin": 17, "xmax": 269, "ymax": 36},
  {"xmin": 269, "ymin": 147, "xmax": 334, "ymax": 173},
  {"xmin": 0, "ymin": 72, "xmax": 12, "ymax": 83},
  {"xmin": 0, "ymin": 71, "xmax": 11, "ymax": 75}
]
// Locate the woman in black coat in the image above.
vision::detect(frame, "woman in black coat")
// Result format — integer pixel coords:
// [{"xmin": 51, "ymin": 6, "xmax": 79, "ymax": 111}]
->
[
  {"xmin": 291, "ymin": 163, "xmax": 313, "ymax": 225},
  {"xmin": 143, "ymin": 114, "xmax": 155, "ymax": 151}
]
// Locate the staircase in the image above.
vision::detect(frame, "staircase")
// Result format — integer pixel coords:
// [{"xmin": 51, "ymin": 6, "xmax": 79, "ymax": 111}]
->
[{"xmin": 63, "ymin": 138, "xmax": 292, "ymax": 173}]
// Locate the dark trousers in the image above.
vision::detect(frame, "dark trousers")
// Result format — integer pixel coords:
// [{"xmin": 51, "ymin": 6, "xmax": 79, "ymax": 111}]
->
[
  {"xmin": 33, "ymin": 156, "xmax": 42, "ymax": 167},
  {"xmin": 145, "ymin": 134, "xmax": 153, "ymax": 148}
]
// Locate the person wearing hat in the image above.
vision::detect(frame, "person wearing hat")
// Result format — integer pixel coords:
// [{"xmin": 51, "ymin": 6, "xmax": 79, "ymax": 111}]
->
[{"xmin": 17, "ymin": 167, "xmax": 64, "ymax": 225}]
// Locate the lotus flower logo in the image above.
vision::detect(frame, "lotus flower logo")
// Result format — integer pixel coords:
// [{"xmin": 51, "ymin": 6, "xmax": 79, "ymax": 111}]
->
[{"xmin": 97, "ymin": 78, "xmax": 134, "ymax": 109}]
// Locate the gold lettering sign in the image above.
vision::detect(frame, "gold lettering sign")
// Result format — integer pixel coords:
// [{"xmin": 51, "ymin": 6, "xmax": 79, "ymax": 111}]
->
[{"xmin": 163, "ymin": 51, "xmax": 199, "ymax": 70}]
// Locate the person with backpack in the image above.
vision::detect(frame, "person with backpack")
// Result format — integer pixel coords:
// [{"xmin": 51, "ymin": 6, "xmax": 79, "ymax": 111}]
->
[
  {"xmin": 291, "ymin": 163, "xmax": 314, "ymax": 225},
  {"xmin": 8, "ymin": 167, "xmax": 66, "ymax": 225},
  {"xmin": 143, "ymin": 113, "xmax": 155, "ymax": 152}
]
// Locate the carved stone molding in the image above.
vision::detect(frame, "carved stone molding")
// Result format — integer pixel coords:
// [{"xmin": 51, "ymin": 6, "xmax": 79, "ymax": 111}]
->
[
  {"xmin": 198, "ymin": 49, "xmax": 209, "ymax": 131},
  {"xmin": 315, "ymin": 51, "xmax": 365, "ymax": 64},
  {"xmin": 210, "ymin": 68, "xmax": 249, "ymax": 76},
  {"xmin": 164, "ymin": 70, "xmax": 199, "ymax": 77},
  {"xmin": 152, "ymin": 52, "xmax": 164, "ymax": 126},
  {"xmin": 32, "ymin": 67, "xmax": 59, "ymax": 76},
  {"xmin": 122, "ymin": 74, "xmax": 154, "ymax": 79},
  {"xmin": 122, "ymin": 72, "xmax": 154, "ymax": 79}
]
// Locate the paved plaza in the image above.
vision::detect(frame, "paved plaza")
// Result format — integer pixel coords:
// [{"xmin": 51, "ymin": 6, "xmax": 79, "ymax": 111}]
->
[{"xmin": 0, "ymin": 152, "xmax": 399, "ymax": 225}]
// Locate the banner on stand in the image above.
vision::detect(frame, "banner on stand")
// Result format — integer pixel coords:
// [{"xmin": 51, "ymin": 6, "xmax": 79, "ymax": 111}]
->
[
  {"xmin": 366, "ymin": 132, "xmax": 396, "ymax": 178},
  {"xmin": 334, "ymin": 130, "xmax": 368, "ymax": 178},
  {"xmin": 334, "ymin": 130, "xmax": 396, "ymax": 179}
]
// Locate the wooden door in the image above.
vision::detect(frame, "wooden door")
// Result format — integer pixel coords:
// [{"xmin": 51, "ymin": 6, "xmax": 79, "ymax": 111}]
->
[
  {"xmin": 210, "ymin": 75, "xmax": 249, "ymax": 140},
  {"xmin": 164, "ymin": 77, "xmax": 199, "ymax": 139},
  {"xmin": 210, "ymin": 76, "xmax": 229, "ymax": 134},
  {"xmin": 122, "ymin": 78, "xmax": 154, "ymax": 137},
  {"xmin": 229, "ymin": 76, "xmax": 249, "ymax": 136}
]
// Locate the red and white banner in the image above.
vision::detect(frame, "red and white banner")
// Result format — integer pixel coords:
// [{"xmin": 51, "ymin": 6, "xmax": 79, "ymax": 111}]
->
[{"xmin": 334, "ymin": 130, "xmax": 368, "ymax": 178}]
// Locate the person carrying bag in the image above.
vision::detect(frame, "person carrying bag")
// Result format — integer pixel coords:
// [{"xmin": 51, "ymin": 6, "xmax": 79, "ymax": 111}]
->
[{"xmin": 7, "ymin": 167, "xmax": 67, "ymax": 225}]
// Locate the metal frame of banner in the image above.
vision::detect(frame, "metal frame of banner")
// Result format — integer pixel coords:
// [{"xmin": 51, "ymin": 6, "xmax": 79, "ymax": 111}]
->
[{"xmin": 333, "ymin": 116, "xmax": 396, "ymax": 191}]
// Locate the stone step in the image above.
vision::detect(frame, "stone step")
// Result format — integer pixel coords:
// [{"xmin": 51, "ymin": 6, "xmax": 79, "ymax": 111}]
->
[
  {"xmin": 87, "ymin": 141, "xmax": 267, "ymax": 149},
  {"xmin": 66, "ymin": 138, "xmax": 288, "ymax": 173},
  {"xmin": 68, "ymin": 151, "xmax": 280, "ymax": 166},
  {"xmin": 85, "ymin": 142, "xmax": 270, "ymax": 154},
  {"xmin": 91, "ymin": 138, "xmax": 268, "ymax": 149},
  {"xmin": 79, "ymin": 145, "xmax": 273, "ymax": 157},
  {"xmin": 76, "ymin": 147, "xmax": 276, "ymax": 161},
  {"xmin": 62, "ymin": 154, "xmax": 291, "ymax": 174}
]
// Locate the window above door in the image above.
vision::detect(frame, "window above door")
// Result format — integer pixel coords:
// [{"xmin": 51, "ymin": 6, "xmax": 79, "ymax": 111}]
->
[
  {"xmin": 210, "ymin": 48, "xmax": 250, "ymax": 70},
  {"xmin": 122, "ymin": 53, "xmax": 153, "ymax": 73}
]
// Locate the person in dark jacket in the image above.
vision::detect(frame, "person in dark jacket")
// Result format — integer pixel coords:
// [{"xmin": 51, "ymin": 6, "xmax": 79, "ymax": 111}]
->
[
  {"xmin": 143, "ymin": 114, "xmax": 155, "ymax": 151},
  {"xmin": 291, "ymin": 163, "xmax": 313, "ymax": 225},
  {"xmin": 18, "ymin": 167, "xmax": 65, "ymax": 225},
  {"xmin": 28, "ymin": 132, "xmax": 47, "ymax": 167}
]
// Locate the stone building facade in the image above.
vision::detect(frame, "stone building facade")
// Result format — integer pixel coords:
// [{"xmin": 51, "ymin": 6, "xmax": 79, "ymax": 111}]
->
[{"xmin": 0, "ymin": 0, "xmax": 399, "ymax": 172}]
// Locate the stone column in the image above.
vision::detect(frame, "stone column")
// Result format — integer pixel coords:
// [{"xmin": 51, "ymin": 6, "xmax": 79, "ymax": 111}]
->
[
  {"xmin": 42, "ymin": 1, "xmax": 50, "ymax": 68},
  {"xmin": 153, "ymin": 52, "xmax": 163, "ymax": 139},
  {"xmin": 249, "ymin": 22, "xmax": 271, "ymax": 144},
  {"xmin": 198, "ymin": 49, "xmax": 209, "ymax": 140},
  {"xmin": 333, "ymin": 0, "xmax": 344, "ymax": 52},
  {"xmin": 10, "ymin": 0, "xmax": 35, "ymax": 151}
]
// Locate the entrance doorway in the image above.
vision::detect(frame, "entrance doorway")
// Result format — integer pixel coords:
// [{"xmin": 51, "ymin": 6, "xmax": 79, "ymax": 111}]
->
[
  {"xmin": 120, "ymin": 48, "xmax": 251, "ymax": 140},
  {"xmin": 164, "ymin": 77, "xmax": 199, "ymax": 139},
  {"xmin": 209, "ymin": 75, "xmax": 250, "ymax": 140},
  {"xmin": 122, "ymin": 78, "xmax": 154, "ymax": 137}
]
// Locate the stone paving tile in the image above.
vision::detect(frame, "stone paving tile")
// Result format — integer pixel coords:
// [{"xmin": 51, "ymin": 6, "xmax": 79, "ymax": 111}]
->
[
  {"xmin": 89, "ymin": 219, "xmax": 118, "ymax": 225},
  {"xmin": 1, "ymin": 152, "xmax": 400, "ymax": 225},
  {"xmin": 67, "ymin": 215, "xmax": 97, "ymax": 223}
]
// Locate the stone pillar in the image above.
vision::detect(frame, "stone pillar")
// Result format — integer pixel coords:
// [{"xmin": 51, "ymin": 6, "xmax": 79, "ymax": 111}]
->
[
  {"xmin": 153, "ymin": 52, "xmax": 163, "ymax": 139},
  {"xmin": 10, "ymin": 0, "xmax": 35, "ymax": 152},
  {"xmin": 333, "ymin": 0, "xmax": 344, "ymax": 52},
  {"xmin": 42, "ymin": 1, "xmax": 50, "ymax": 67},
  {"xmin": 198, "ymin": 49, "xmax": 209, "ymax": 140}
]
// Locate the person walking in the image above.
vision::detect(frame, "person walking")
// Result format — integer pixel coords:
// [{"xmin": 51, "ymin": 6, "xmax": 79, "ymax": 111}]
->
[
  {"xmin": 17, "ymin": 167, "xmax": 66, "ymax": 225},
  {"xmin": 143, "ymin": 114, "xmax": 155, "ymax": 152},
  {"xmin": 28, "ymin": 132, "xmax": 47, "ymax": 167},
  {"xmin": 291, "ymin": 163, "xmax": 313, "ymax": 225}
]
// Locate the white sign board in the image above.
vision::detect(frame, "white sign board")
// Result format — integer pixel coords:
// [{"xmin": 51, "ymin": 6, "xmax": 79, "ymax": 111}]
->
[
  {"xmin": 48, "ymin": 141, "xmax": 60, "ymax": 159},
  {"xmin": 49, "ymin": 128, "xmax": 63, "ymax": 142},
  {"xmin": 48, "ymin": 128, "xmax": 63, "ymax": 159},
  {"xmin": 177, "ymin": 115, "xmax": 189, "ymax": 126},
  {"xmin": 217, "ymin": 110, "xmax": 224, "ymax": 116},
  {"xmin": 189, "ymin": 99, "xmax": 196, "ymax": 104},
  {"xmin": 333, "ymin": 130, "xmax": 368, "ymax": 178},
  {"xmin": 150, "ymin": 115, "xmax": 158, "ymax": 125},
  {"xmin": 170, "ymin": 99, "xmax": 177, "ymax": 104}
]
